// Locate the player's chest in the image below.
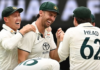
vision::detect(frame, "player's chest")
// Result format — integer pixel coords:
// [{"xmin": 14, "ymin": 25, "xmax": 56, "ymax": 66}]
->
[{"xmin": 31, "ymin": 39, "xmax": 51, "ymax": 53}]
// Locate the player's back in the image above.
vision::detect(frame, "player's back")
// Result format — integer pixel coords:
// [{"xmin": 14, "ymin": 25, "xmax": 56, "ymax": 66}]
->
[
  {"xmin": 68, "ymin": 23, "xmax": 100, "ymax": 70},
  {"xmin": 14, "ymin": 57, "xmax": 60, "ymax": 70}
]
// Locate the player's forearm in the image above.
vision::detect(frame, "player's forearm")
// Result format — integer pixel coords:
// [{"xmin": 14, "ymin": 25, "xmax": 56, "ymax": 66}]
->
[
  {"xmin": 1, "ymin": 33, "xmax": 22, "ymax": 50},
  {"xmin": 54, "ymin": 49, "xmax": 60, "ymax": 62},
  {"xmin": 57, "ymin": 39, "xmax": 60, "ymax": 48},
  {"xmin": 19, "ymin": 24, "xmax": 36, "ymax": 36},
  {"xmin": 50, "ymin": 39, "xmax": 61, "ymax": 61},
  {"xmin": 50, "ymin": 48, "xmax": 60, "ymax": 62}
]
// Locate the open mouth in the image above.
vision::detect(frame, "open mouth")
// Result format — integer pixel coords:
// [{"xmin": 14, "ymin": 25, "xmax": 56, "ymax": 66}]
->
[
  {"xmin": 47, "ymin": 20, "xmax": 52, "ymax": 24},
  {"xmin": 16, "ymin": 23, "xmax": 20, "ymax": 24}
]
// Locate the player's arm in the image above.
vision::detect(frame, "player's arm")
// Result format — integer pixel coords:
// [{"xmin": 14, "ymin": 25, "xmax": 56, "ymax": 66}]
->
[
  {"xmin": 19, "ymin": 24, "xmax": 36, "ymax": 35},
  {"xmin": 0, "ymin": 24, "xmax": 36, "ymax": 50},
  {"xmin": 50, "ymin": 28, "xmax": 64, "ymax": 61},
  {"xmin": 18, "ymin": 49, "xmax": 29, "ymax": 63},
  {"xmin": 50, "ymin": 47, "xmax": 60, "ymax": 61},
  {"xmin": 18, "ymin": 32, "xmax": 35, "ymax": 63},
  {"xmin": 58, "ymin": 29, "xmax": 70, "ymax": 62},
  {"xmin": 46, "ymin": 26, "xmax": 52, "ymax": 32},
  {"xmin": 46, "ymin": 26, "xmax": 60, "ymax": 60}
]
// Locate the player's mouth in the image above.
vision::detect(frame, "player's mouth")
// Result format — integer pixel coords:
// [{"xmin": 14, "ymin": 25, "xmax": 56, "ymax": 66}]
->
[
  {"xmin": 47, "ymin": 20, "xmax": 52, "ymax": 25},
  {"xmin": 15, "ymin": 22, "xmax": 20, "ymax": 25}
]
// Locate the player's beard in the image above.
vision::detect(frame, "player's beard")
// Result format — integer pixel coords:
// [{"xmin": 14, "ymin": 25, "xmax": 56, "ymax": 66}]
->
[
  {"xmin": 42, "ymin": 15, "xmax": 53, "ymax": 28},
  {"xmin": 42, "ymin": 22, "xmax": 48, "ymax": 28},
  {"xmin": 43, "ymin": 21, "xmax": 52, "ymax": 28},
  {"xmin": 41, "ymin": 20, "xmax": 49, "ymax": 28}
]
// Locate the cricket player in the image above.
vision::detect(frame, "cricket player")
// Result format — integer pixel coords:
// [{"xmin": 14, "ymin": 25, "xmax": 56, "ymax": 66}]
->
[
  {"xmin": 14, "ymin": 57, "xmax": 60, "ymax": 70},
  {"xmin": 18, "ymin": 1, "xmax": 62, "ymax": 63},
  {"xmin": 57, "ymin": 6, "xmax": 100, "ymax": 70},
  {"xmin": 0, "ymin": 6, "xmax": 35, "ymax": 70}
]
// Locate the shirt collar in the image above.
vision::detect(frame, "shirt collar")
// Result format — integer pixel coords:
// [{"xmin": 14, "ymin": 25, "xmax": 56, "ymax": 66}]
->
[
  {"xmin": 77, "ymin": 22, "xmax": 93, "ymax": 27},
  {"xmin": 31, "ymin": 21, "xmax": 40, "ymax": 34},
  {"xmin": 2, "ymin": 24, "xmax": 18, "ymax": 34},
  {"xmin": 31, "ymin": 21, "xmax": 50, "ymax": 37}
]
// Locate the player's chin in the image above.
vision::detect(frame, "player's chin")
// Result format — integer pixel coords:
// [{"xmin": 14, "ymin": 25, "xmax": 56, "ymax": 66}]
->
[
  {"xmin": 44, "ymin": 25, "xmax": 49, "ymax": 28},
  {"xmin": 47, "ymin": 24, "xmax": 51, "ymax": 27},
  {"xmin": 16, "ymin": 26, "xmax": 20, "ymax": 29},
  {"xmin": 46, "ymin": 26, "xmax": 50, "ymax": 29}
]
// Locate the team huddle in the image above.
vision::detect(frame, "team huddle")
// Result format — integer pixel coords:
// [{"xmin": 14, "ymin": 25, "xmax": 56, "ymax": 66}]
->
[{"xmin": 0, "ymin": 1, "xmax": 100, "ymax": 70}]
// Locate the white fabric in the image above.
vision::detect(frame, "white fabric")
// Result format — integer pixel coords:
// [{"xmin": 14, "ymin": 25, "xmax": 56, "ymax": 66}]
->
[
  {"xmin": 18, "ymin": 21, "xmax": 56, "ymax": 59},
  {"xmin": 58, "ymin": 23, "xmax": 100, "ymax": 70},
  {"xmin": 14, "ymin": 57, "xmax": 60, "ymax": 70},
  {"xmin": 0, "ymin": 24, "xmax": 22, "ymax": 70}
]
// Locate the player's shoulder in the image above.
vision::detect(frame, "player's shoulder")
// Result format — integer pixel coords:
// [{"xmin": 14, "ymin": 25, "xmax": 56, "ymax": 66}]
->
[
  {"xmin": 66, "ymin": 27, "xmax": 76, "ymax": 32},
  {"xmin": 68, "ymin": 27, "xmax": 76, "ymax": 30},
  {"xmin": 24, "ymin": 31, "xmax": 36, "ymax": 36},
  {"xmin": 92, "ymin": 26, "xmax": 100, "ymax": 33},
  {"xmin": 94, "ymin": 26, "xmax": 100, "ymax": 30},
  {"xmin": 0, "ymin": 29, "xmax": 10, "ymax": 37},
  {"xmin": 0, "ymin": 29, "xmax": 8, "ymax": 34}
]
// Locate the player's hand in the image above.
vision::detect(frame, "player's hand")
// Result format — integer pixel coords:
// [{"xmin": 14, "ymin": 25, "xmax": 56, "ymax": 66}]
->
[
  {"xmin": 56, "ymin": 28, "xmax": 64, "ymax": 42},
  {"xmin": 46, "ymin": 26, "xmax": 52, "ymax": 32},
  {"xmin": 31, "ymin": 25, "xmax": 36, "ymax": 32},
  {"xmin": 59, "ymin": 30, "xmax": 64, "ymax": 42},
  {"xmin": 19, "ymin": 24, "xmax": 36, "ymax": 35}
]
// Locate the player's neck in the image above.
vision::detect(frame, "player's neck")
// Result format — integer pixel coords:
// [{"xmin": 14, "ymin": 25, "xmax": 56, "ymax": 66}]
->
[{"xmin": 35, "ymin": 19, "xmax": 45, "ymax": 35}]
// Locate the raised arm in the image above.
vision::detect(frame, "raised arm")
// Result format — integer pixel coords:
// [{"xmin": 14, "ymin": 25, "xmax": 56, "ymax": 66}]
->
[{"xmin": 50, "ymin": 28, "xmax": 64, "ymax": 61}]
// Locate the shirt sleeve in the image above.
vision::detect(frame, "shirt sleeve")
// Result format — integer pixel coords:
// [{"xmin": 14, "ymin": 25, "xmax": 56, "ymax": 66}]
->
[
  {"xmin": 49, "ymin": 32, "xmax": 57, "ymax": 51},
  {"xmin": 18, "ymin": 31, "xmax": 36, "ymax": 53},
  {"xmin": 58, "ymin": 29, "xmax": 71, "ymax": 62},
  {"xmin": 0, "ymin": 32, "xmax": 23, "ymax": 50}
]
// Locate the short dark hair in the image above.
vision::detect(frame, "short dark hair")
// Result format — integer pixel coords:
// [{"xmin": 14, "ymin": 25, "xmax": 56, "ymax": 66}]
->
[
  {"xmin": 36, "ymin": 14, "xmax": 40, "ymax": 18},
  {"xmin": 75, "ymin": 17, "xmax": 91, "ymax": 24}
]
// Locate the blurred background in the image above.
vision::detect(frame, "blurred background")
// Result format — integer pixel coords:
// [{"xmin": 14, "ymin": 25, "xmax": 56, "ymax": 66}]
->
[{"xmin": 0, "ymin": 0, "xmax": 100, "ymax": 70}]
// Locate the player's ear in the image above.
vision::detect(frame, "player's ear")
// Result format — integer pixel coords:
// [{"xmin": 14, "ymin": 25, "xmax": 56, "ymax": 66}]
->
[
  {"xmin": 39, "ymin": 10, "xmax": 43, "ymax": 17},
  {"xmin": 74, "ymin": 17, "xmax": 77, "ymax": 23},
  {"xmin": 73, "ymin": 17, "xmax": 78, "ymax": 26},
  {"xmin": 92, "ymin": 23, "xmax": 95, "ymax": 26},
  {"xmin": 4, "ymin": 17, "xmax": 9, "ymax": 23}
]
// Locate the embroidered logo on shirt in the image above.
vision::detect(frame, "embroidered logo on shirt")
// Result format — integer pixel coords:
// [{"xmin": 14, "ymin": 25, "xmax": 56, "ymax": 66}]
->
[
  {"xmin": 42, "ymin": 42, "xmax": 50, "ymax": 54},
  {"xmin": 46, "ymin": 33, "xmax": 50, "ymax": 38},
  {"xmin": 11, "ymin": 30, "xmax": 13, "ymax": 33},
  {"xmin": 47, "ymin": 34, "xmax": 50, "ymax": 35}
]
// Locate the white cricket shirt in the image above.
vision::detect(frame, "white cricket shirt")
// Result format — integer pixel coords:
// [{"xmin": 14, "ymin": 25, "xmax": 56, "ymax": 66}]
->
[
  {"xmin": 58, "ymin": 23, "xmax": 100, "ymax": 70},
  {"xmin": 14, "ymin": 57, "xmax": 60, "ymax": 70},
  {"xmin": 18, "ymin": 21, "xmax": 56, "ymax": 59},
  {"xmin": 0, "ymin": 24, "xmax": 23, "ymax": 70}
]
